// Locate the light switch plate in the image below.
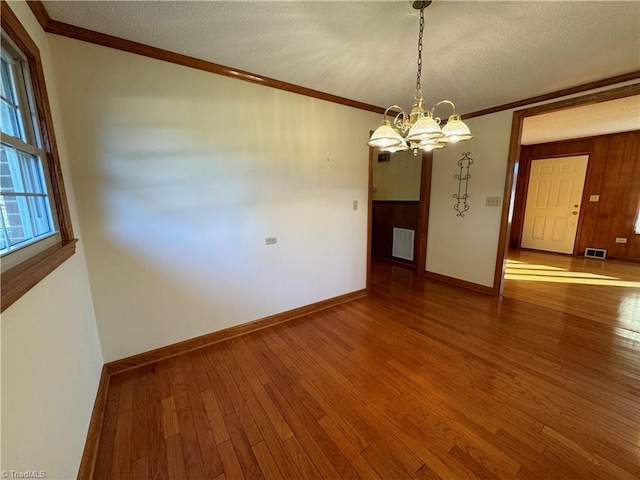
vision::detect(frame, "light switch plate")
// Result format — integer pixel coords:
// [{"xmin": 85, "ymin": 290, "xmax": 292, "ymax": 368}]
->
[
  {"xmin": 589, "ymin": 195, "xmax": 600, "ymax": 202},
  {"xmin": 486, "ymin": 197, "xmax": 501, "ymax": 207},
  {"xmin": 265, "ymin": 237, "xmax": 277, "ymax": 245}
]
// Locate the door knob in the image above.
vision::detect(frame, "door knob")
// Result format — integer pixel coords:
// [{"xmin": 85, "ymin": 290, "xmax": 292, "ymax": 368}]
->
[{"xmin": 572, "ymin": 211, "xmax": 578, "ymax": 215}]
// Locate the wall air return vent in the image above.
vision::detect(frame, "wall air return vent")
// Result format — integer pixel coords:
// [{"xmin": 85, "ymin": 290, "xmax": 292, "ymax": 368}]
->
[
  {"xmin": 584, "ymin": 248, "xmax": 607, "ymax": 259},
  {"xmin": 392, "ymin": 228, "xmax": 415, "ymax": 261}
]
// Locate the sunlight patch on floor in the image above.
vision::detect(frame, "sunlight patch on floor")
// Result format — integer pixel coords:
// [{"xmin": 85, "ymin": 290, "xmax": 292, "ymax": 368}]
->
[
  {"xmin": 504, "ymin": 274, "xmax": 639, "ymax": 287},
  {"xmin": 505, "ymin": 260, "xmax": 640, "ymax": 288},
  {"xmin": 505, "ymin": 260, "xmax": 565, "ymax": 271}
]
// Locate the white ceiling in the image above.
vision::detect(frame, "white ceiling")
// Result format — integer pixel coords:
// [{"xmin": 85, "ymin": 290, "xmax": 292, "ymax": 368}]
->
[
  {"xmin": 522, "ymin": 95, "xmax": 640, "ymax": 145},
  {"xmin": 42, "ymin": 0, "xmax": 640, "ymax": 116}
]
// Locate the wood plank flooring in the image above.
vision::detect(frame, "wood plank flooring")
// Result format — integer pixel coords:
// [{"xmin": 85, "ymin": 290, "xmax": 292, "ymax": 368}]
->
[
  {"xmin": 504, "ymin": 249, "xmax": 640, "ymax": 332},
  {"xmin": 94, "ymin": 261, "xmax": 640, "ymax": 479}
]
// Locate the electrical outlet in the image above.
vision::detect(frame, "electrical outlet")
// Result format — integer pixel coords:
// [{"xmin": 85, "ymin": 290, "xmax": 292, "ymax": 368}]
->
[
  {"xmin": 615, "ymin": 237, "xmax": 627, "ymax": 244},
  {"xmin": 589, "ymin": 195, "xmax": 600, "ymax": 202},
  {"xmin": 265, "ymin": 237, "xmax": 277, "ymax": 245},
  {"xmin": 486, "ymin": 197, "xmax": 501, "ymax": 207}
]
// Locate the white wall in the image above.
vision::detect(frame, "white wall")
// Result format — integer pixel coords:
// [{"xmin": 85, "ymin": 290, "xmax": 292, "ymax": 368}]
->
[
  {"xmin": 427, "ymin": 112, "xmax": 512, "ymax": 286},
  {"xmin": 0, "ymin": 2, "xmax": 104, "ymax": 478},
  {"xmin": 48, "ymin": 36, "xmax": 380, "ymax": 362},
  {"xmin": 373, "ymin": 149, "xmax": 422, "ymax": 201}
]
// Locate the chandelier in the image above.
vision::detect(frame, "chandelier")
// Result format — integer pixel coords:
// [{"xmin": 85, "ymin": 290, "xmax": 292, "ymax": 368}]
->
[{"xmin": 368, "ymin": 1, "xmax": 473, "ymax": 154}]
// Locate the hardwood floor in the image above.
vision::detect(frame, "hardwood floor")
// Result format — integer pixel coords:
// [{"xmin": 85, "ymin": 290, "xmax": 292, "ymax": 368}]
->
[
  {"xmin": 94, "ymin": 262, "xmax": 640, "ymax": 479},
  {"xmin": 504, "ymin": 249, "xmax": 640, "ymax": 332}
]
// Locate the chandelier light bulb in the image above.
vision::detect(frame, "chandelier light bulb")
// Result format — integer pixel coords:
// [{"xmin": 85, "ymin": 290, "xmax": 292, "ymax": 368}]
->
[
  {"xmin": 381, "ymin": 129, "xmax": 410, "ymax": 152},
  {"xmin": 419, "ymin": 139, "xmax": 445, "ymax": 151}
]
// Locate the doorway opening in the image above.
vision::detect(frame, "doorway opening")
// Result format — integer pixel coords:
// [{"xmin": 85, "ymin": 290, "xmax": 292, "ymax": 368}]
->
[
  {"xmin": 495, "ymin": 84, "xmax": 640, "ymax": 330},
  {"xmin": 368, "ymin": 147, "xmax": 432, "ymax": 279}
]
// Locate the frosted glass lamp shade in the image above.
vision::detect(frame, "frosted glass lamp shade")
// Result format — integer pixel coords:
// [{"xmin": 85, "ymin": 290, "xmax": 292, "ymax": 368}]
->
[
  {"xmin": 368, "ymin": 120, "xmax": 403, "ymax": 148},
  {"xmin": 381, "ymin": 130, "xmax": 409, "ymax": 152},
  {"xmin": 405, "ymin": 112, "xmax": 443, "ymax": 142},
  {"xmin": 441, "ymin": 114, "xmax": 474, "ymax": 143},
  {"xmin": 420, "ymin": 141, "xmax": 445, "ymax": 151}
]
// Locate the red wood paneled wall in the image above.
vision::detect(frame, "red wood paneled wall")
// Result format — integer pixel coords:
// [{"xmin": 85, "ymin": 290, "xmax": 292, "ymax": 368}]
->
[
  {"xmin": 511, "ymin": 130, "xmax": 640, "ymax": 262},
  {"xmin": 371, "ymin": 201, "xmax": 419, "ymax": 265}
]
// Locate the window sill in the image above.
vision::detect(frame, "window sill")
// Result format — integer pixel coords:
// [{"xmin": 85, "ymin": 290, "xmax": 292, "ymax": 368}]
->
[{"xmin": 1, "ymin": 239, "xmax": 77, "ymax": 312}]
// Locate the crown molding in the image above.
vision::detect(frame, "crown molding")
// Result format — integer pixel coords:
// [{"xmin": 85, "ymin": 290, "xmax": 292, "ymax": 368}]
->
[
  {"xmin": 26, "ymin": 1, "xmax": 386, "ymax": 115},
  {"xmin": 26, "ymin": 0, "xmax": 640, "ymax": 119},
  {"xmin": 26, "ymin": 0, "xmax": 50, "ymax": 29},
  {"xmin": 463, "ymin": 71, "xmax": 640, "ymax": 120}
]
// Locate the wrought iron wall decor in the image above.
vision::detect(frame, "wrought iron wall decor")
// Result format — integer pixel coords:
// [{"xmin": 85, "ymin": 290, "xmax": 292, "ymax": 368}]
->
[{"xmin": 453, "ymin": 152, "xmax": 473, "ymax": 217}]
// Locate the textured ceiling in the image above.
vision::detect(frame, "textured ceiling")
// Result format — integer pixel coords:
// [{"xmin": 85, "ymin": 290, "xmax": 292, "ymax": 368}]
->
[
  {"xmin": 42, "ymin": 1, "xmax": 640, "ymax": 116},
  {"xmin": 521, "ymin": 95, "xmax": 640, "ymax": 145}
]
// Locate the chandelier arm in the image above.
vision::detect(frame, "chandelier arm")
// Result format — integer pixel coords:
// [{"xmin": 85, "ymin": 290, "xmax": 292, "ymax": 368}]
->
[
  {"xmin": 392, "ymin": 112, "xmax": 404, "ymax": 130},
  {"xmin": 383, "ymin": 105, "xmax": 407, "ymax": 129},
  {"xmin": 431, "ymin": 100, "xmax": 457, "ymax": 116},
  {"xmin": 384, "ymin": 105, "xmax": 406, "ymax": 118}
]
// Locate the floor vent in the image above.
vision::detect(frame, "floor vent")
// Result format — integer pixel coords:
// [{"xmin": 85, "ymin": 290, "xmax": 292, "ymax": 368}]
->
[
  {"xmin": 584, "ymin": 247, "xmax": 607, "ymax": 259},
  {"xmin": 392, "ymin": 228, "xmax": 415, "ymax": 261}
]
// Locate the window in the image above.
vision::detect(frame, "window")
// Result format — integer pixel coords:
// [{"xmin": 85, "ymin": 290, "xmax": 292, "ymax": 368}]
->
[
  {"xmin": 1, "ymin": 40, "xmax": 59, "ymax": 265},
  {"xmin": 1, "ymin": 6, "xmax": 76, "ymax": 311}
]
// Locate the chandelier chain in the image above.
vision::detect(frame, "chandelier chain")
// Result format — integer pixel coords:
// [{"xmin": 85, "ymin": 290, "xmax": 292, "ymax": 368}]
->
[
  {"xmin": 416, "ymin": 6, "xmax": 425, "ymax": 93},
  {"xmin": 366, "ymin": 2, "xmax": 473, "ymax": 154}
]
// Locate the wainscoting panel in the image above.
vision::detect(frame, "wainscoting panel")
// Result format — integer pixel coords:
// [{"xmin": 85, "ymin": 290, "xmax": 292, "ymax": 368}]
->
[{"xmin": 371, "ymin": 201, "xmax": 419, "ymax": 265}]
